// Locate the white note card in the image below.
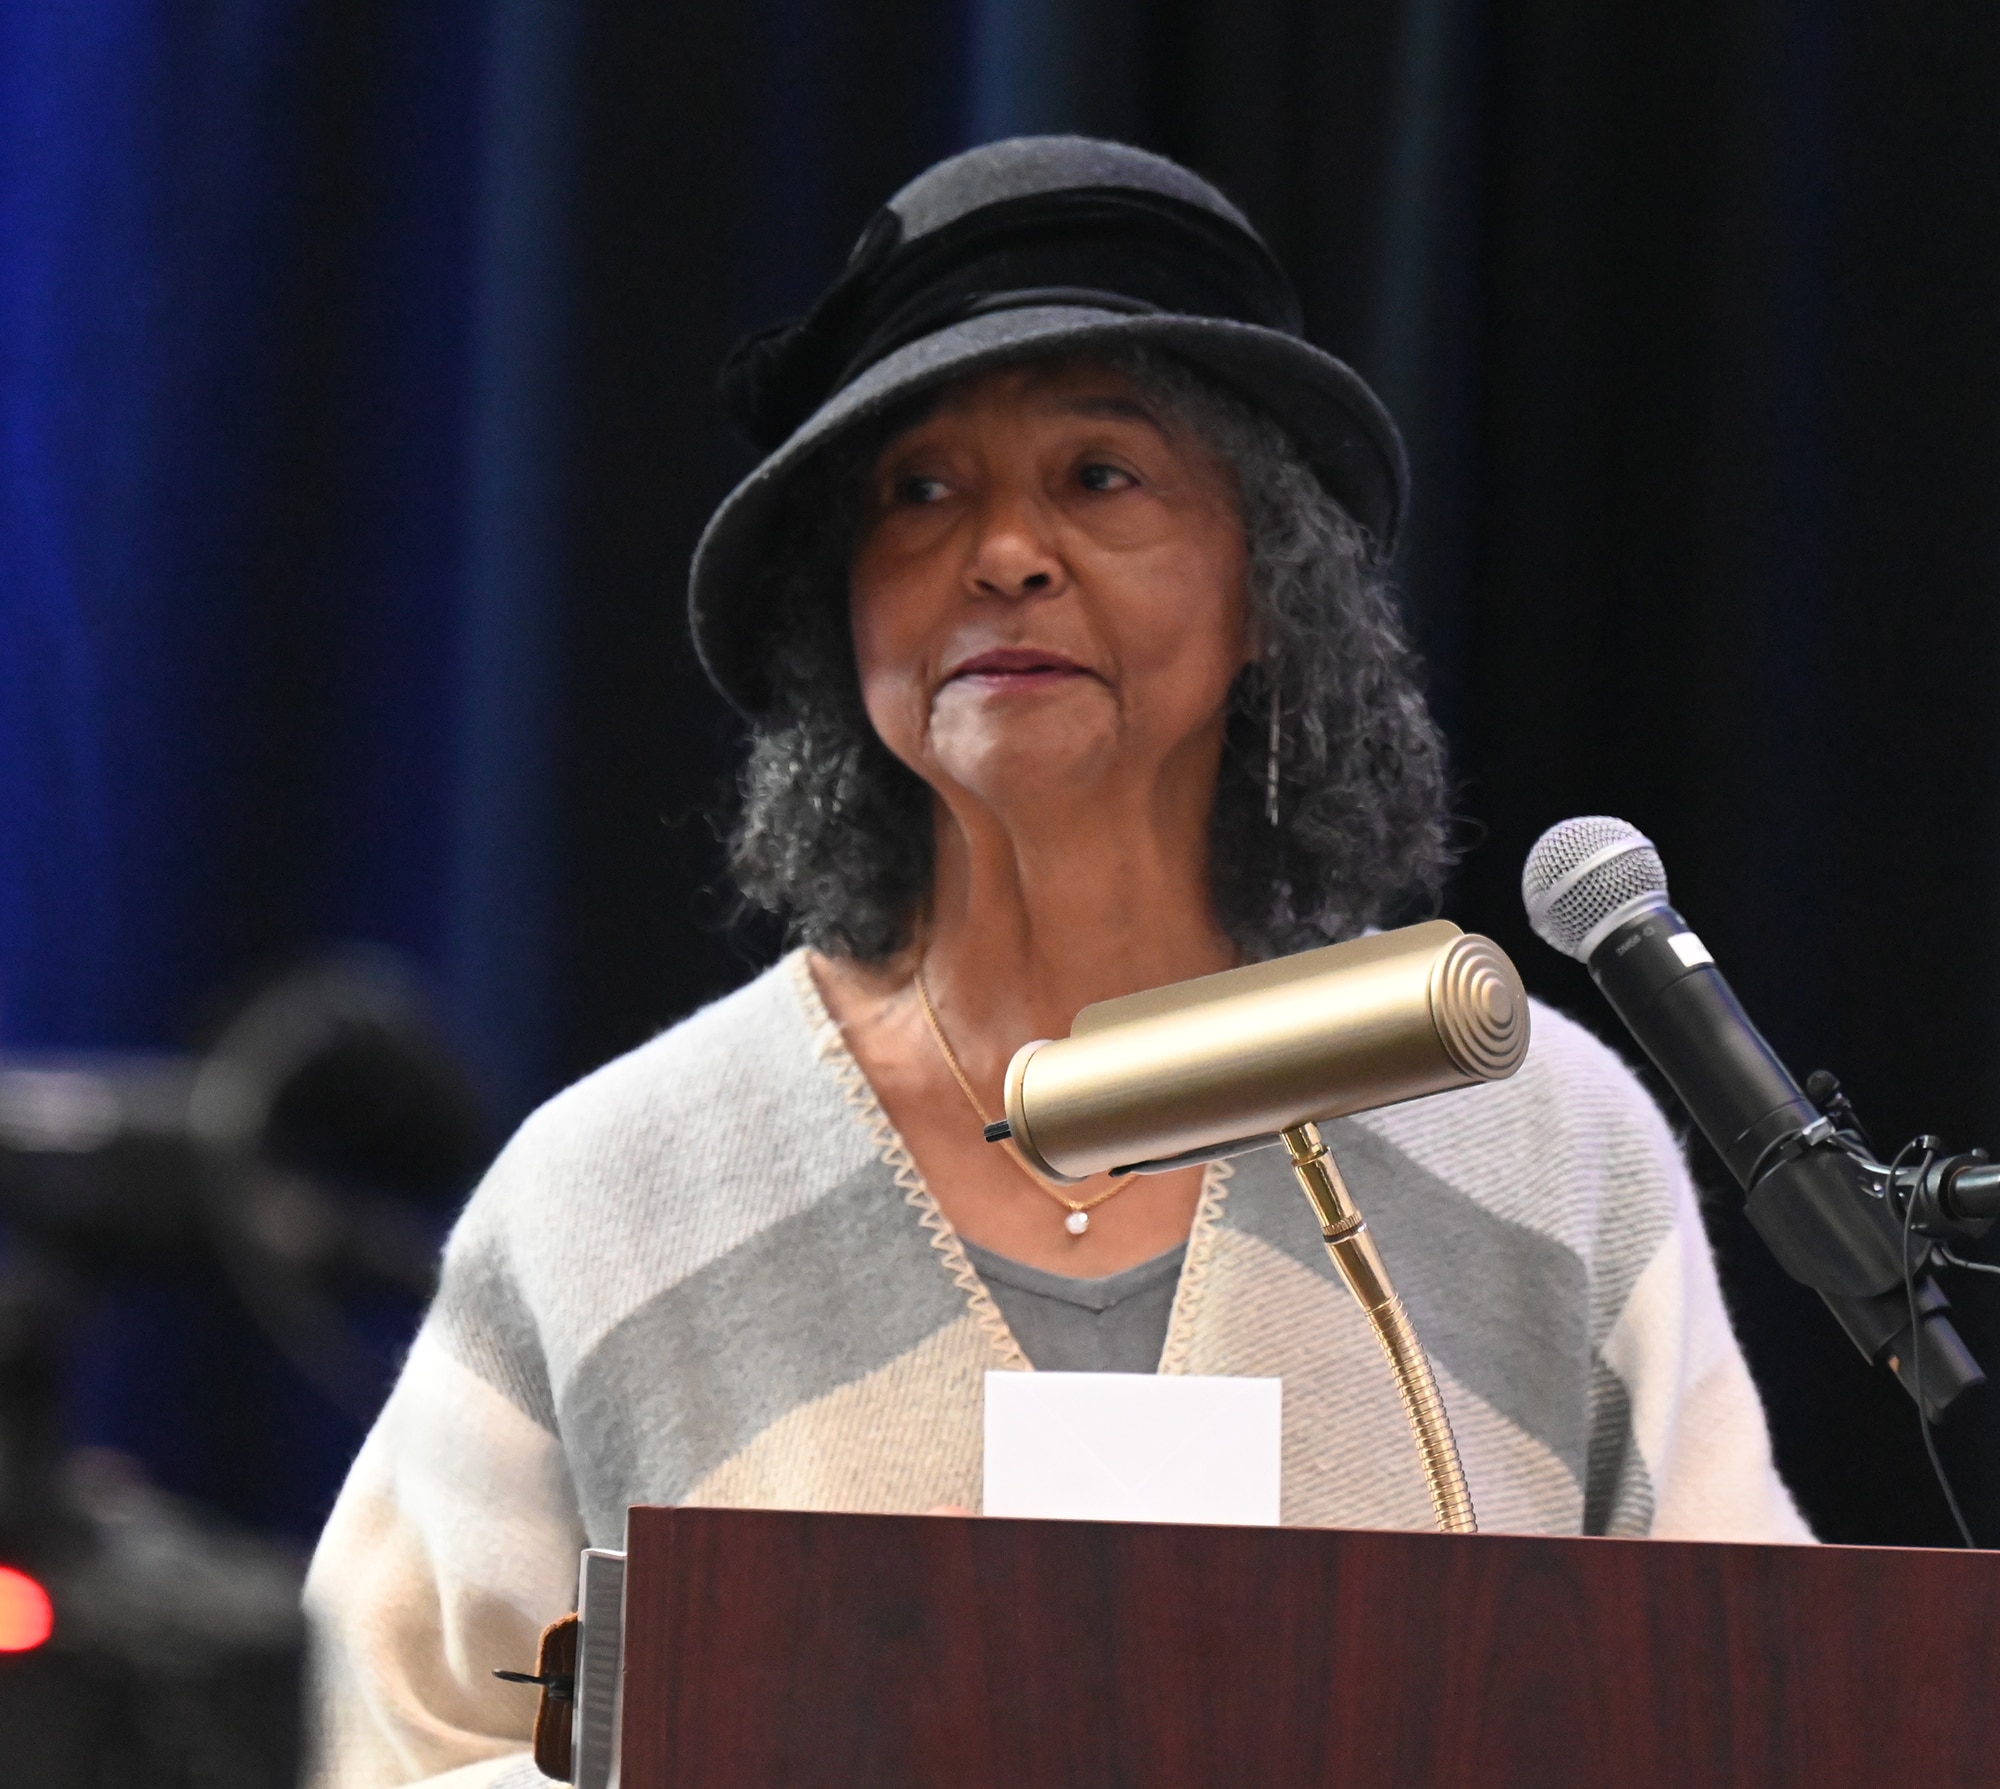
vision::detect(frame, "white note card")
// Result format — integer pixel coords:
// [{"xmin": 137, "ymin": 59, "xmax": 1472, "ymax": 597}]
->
[{"xmin": 983, "ymin": 1371, "xmax": 1282, "ymax": 1526}]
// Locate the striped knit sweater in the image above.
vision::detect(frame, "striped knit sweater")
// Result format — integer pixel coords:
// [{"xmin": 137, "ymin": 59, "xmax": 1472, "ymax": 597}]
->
[{"xmin": 304, "ymin": 951, "xmax": 1810, "ymax": 1789}]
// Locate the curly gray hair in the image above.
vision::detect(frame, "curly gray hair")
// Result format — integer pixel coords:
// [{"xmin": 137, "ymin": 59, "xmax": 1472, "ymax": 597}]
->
[{"xmin": 727, "ymin": 345, "xmax": 1450, "ymax": 962}]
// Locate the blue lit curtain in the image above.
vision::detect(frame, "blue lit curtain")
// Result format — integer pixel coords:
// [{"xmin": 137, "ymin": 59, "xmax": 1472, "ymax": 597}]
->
[
  {"xmin": 6, "ymin": 0, "xmax": 2000, "ymax": 1544},
  {"xmin": 1, "ymin": 0, "xmax": 576, "ymax": 1532},
  {"xmin": 1, "ymin": 0, "xmax": 569, "ymax": 1116}
]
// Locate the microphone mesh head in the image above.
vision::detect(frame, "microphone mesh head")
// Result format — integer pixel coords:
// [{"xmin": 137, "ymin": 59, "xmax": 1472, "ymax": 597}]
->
[{"xmin": 1521, "ymin": 816, "xmax": 1669, "ymax": 961}]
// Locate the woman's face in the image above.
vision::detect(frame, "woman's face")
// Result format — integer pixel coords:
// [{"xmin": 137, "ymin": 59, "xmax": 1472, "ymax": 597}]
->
[{"xmin": 849, "ymin": 357, "xmax": 1253, "ymax": 826}]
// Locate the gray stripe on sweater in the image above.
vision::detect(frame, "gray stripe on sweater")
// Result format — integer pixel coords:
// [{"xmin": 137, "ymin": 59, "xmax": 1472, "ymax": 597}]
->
[
  {"xmin": 425, "ymin": 1227, "xmax": 560, "ymax": 1434},
  {"xmin": 1223, "ymin": 1125, "xmax": 1591, "ymax": 1480},
  {"xmin": 1583, "ymin": 1357, "xmax": 1655, "ymax": 1536},
  {"xmin": 556, "ymin": 1159, "xmax": 970, "ymax": 1538}
]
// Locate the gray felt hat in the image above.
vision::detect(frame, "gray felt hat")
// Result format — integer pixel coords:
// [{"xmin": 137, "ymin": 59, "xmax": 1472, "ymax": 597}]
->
[{"xmin": 690, "ymin": 135, "xmax": 1409, "ymax": 716}]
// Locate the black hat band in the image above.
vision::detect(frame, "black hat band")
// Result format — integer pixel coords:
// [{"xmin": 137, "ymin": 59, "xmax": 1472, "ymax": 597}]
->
[{"xmin": 718, "ymin": 187, "xmax": 1304, "ymax": 453}]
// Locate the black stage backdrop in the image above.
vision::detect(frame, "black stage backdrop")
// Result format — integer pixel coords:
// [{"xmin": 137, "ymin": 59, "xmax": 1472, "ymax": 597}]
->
[
  {"xmin": 561, "ymin": 2, "xmax": 2000, "ymax": 1547},
  {"xmin": 9, "ymin": 2, "xmax": 1998, "ymax": 1546}
]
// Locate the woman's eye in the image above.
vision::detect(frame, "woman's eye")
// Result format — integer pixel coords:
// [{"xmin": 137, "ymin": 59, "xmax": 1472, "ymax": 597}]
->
[
  {"xmin": 1077, "ymin": 461, "xmax": 1135, "ymax": 493},
  {"xmin": 893, "ymin": 473, "xmax": 950, "ymax": 505}
]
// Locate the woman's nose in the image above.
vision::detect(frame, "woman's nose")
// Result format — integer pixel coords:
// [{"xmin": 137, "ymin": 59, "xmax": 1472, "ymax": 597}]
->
[{"xmin": 966, "ymin": 493, "xmax": 1062, "ymax": 600}]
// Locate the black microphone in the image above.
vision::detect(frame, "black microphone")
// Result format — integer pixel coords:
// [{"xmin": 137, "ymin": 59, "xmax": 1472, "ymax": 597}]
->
[{"xmin": 1521, "ymin": 816, "xmax": 1984, "ymax": 1422}]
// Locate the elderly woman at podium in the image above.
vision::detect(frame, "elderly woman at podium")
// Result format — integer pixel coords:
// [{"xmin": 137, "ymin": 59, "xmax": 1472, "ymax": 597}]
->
[{"xmin": 305, "ymin": 138, "xmax": 1808, "ymax": 1789}]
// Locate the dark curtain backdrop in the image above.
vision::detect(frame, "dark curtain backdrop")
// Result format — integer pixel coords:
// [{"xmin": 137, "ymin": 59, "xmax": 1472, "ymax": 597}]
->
[{"xmin": 6, "ymin": 1, "xmax": 1999, "ymax": 1545}]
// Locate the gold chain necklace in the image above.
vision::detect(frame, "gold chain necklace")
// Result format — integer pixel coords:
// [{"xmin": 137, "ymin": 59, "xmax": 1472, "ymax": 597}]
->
[{"xmin": 912, "ymin": 967, "xmax": 1132, "ymax": 1237}]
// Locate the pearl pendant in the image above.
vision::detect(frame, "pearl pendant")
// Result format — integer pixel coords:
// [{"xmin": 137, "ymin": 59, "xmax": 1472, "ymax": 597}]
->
[{"xmin": 1064, "ymin": 1209, "xmax": 1090, "ymax": 1236}]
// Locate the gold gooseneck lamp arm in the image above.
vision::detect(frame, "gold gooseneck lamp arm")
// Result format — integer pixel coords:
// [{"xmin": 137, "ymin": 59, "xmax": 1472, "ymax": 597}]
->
[
  {"xmin": 996, "ymin": 919, "xmax": 1531, "ymax": 1538},
  {"xmin": 1279, "ymin": 1120, "xmax": 1477, "ymax": 1534}
]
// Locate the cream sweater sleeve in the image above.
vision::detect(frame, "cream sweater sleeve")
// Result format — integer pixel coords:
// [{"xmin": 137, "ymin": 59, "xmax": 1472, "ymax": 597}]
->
[
  {"xmin": 303, "ymin": 1330, "xmax": 587, "ymax": 1789},
  {"xmin": 1602, "ymin": 1163, "xmax": 1815, "ymax": 1543}
]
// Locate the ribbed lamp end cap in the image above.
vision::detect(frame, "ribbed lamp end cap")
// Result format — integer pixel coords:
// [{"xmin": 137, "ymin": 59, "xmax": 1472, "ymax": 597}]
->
[{"xmin": 1429, "ymin": 934, "xmax": 1531, "ymax": 1080}]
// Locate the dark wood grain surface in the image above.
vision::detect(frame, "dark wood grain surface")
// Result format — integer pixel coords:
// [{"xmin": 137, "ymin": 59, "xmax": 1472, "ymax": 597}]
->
[{"xmin": 620, "ymin": 1506, "xmax": 2000, "ymax": 1787}]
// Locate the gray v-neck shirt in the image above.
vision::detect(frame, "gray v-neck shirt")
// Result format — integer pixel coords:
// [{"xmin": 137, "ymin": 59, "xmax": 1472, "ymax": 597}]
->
[{"xmin": 960, "ymin": 1239, "xmax": 1187, "ymax": 1373}]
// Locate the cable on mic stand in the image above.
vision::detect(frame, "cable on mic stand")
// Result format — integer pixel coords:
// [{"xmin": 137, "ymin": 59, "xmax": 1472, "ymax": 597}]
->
[
  {"xmin": 1882, "ymin": 1134, "xmax": 1978, "ymax": 1548},
  {"xmin": 1848, "ymin": 1105, "xmax": 2000, "ymax": 1550},
  {"xmin": 1735, "ymin": 1086, "xmax": 1997, "ymax": 1548},
  {"xmin": 1743, "ymin": 1067, "xmax": 1996, "ymax": 1547}
]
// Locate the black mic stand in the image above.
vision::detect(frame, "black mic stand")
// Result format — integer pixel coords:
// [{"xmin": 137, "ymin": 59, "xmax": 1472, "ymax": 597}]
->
[
  {"xmin": 1731, "ymin": 1063, "xmax": 2000, "ymax": 1429},
  {"xmin": 1726, "ymin": 1091, "xmax": 1986, "ymax": 1427}
]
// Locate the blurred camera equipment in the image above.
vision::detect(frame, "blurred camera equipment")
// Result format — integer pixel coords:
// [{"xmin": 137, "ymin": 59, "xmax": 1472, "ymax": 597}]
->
[{"xmin": 0, "ymin": 949, "xmax": 487, "ymax": 1788}]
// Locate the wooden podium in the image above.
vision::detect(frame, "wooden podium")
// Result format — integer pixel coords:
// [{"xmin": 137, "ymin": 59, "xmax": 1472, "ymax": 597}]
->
[{"xmin": 596, "ymin": 1505, "xmax": 1999, "ymax": 1786}]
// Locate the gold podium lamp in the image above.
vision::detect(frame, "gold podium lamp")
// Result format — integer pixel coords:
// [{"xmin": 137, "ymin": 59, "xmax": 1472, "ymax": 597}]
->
[{"xmin": 996, "ymin": 920, "xmax": 1529, "ymax": 1536}]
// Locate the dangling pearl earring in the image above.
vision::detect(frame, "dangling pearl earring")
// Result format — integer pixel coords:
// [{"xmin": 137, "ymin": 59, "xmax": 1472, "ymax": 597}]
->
[{"xmin": 1264, "ymin": 673, "xmax": 1282, "ymax": 828}]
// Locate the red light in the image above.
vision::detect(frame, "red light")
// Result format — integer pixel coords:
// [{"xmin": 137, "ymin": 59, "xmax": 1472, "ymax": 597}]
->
[{"xmin": 0, "ymin": 1567, "xmax": 53, "ymax": 1652}]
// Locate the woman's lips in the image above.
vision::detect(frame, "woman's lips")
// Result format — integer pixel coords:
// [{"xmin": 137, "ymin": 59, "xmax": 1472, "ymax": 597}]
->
[{"xmin": 944, "ymin": 648, "xmax": 1092, "ymax": 688}]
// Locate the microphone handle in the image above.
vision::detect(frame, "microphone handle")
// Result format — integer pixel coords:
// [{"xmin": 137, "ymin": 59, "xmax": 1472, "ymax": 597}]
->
[
  {"xmin": 1587, "ymin": 903, "xmax": 1985, "ymax": 1421},
  {"xmin": 1586, "ymin": 904, "xmax": 1816, "ymax": 1186}
]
